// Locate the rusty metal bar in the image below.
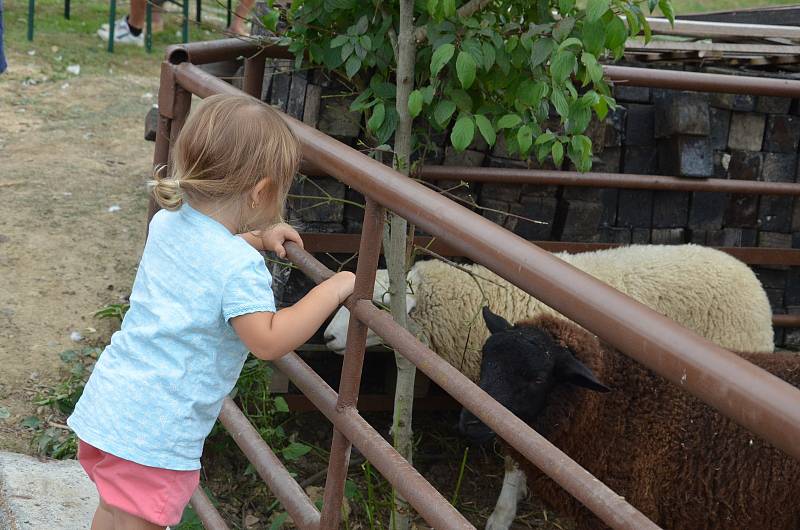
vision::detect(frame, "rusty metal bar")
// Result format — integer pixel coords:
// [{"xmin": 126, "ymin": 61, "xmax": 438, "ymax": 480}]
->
[
  {"xmin": 285, "ymin": 245, "xmax": 659, "ymax": 530},
  {"xmin": 604, "ymin": 65, "xmax": 800, "ymax": 97},
  {"xmin": 319, "ymin": 199, "xmax": 386, "ymax": 530},
  {"xmin": 169, "ymin": 87, "xmax": 193, "ymax": 150},
  {"xmin": 418, "ymin": 165, "xmax": 800, "ymax": 196},
  {"xmin": 282, "ymin": 394, "xmax": 461, "ymax": 412},
  {"xmin": 773, "ymin": 314, "xmax": 800, "ymax": 327},
  {"xmin": 188, "ymin": 488, "xmax": 230, "ymax": 530},
  {"xmin": 165, "ymin": 38, "xmax": 292, "ymax": 65},
  {"xmin": 243, "ymin": 49, "xmax": 267, "ymax": 98},
  {"xmin": 274, "ymin": 352, "xmax": 475, "ymax": 530},
  {"xmin": 297, "ymin": 232, "xmax": 800, "ymax": 266},
  {"xmin": 217, "ymin": 397, "xmax": 321, "ymax": 528}
]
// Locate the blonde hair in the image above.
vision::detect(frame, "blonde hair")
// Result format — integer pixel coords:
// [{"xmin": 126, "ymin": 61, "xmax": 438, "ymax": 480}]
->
[{"xmin": 150, "ymin": 94, "xmax": 301, "ymax": 232}]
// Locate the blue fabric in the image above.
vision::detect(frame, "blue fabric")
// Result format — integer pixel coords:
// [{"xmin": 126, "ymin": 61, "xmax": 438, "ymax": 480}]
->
[
  {"xmin": 0, "ymin": 0, "xmax": 7, "ymax": 74},
  {"xmin": 68, "ymin": 203, "xmax": 276, "ymax": 470}
]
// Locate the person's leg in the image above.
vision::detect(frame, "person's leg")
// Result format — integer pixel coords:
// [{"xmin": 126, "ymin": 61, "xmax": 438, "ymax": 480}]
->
[
  {"xmin": 128, "ymin": 0, "xmax": 146, "ymax": 31},
  {"xmin": 228, "ymin": 0, "xmax": 255, "ymax": 35},
  {"xmin": 90, "ymin": 500, "xmax": 115, "ymax": 530},
  {"xmin": 110, "ymin": 504, "xmax": 165, "ymax": 530}
]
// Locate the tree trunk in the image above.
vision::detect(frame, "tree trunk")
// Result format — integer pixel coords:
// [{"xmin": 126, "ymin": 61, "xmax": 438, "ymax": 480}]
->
[{"xmin": 387, "ymin": 1, "xmax": 416, "ymax": 528}]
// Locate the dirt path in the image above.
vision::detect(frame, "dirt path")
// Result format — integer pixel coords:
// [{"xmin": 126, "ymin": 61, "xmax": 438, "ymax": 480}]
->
[{"xmin": 0, "ymin": 48, "xmax": 159, "ymax": 452}]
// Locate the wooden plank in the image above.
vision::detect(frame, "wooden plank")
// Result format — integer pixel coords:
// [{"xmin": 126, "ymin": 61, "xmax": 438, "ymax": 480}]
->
[
  {"xmin": 644, "ymin": 16, "xmax": 800, "ymax": 41},
  {"xmin": 626, "ymin": 38, "xmax": 800, "ymax": 56}
]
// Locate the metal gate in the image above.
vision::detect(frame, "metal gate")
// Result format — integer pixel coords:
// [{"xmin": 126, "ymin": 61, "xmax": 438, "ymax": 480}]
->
[{"xmin": 151, "ymin": 38, "xmax": 800, "ymax": 530}]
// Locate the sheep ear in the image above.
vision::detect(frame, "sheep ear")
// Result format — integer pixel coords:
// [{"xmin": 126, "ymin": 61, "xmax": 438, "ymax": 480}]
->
[
  {"xmin": 556, "ymin": 354, "xmax": 610, "ymax": 393},
  {"xmin": 483, "ymin": 307, "xmax": 511, "ymax": 334}
]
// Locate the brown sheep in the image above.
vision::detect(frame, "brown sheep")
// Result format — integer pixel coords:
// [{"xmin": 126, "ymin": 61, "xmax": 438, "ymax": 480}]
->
[{"xmin": 460, "ymin": 308, "xmax": 800, "ymax": 530}]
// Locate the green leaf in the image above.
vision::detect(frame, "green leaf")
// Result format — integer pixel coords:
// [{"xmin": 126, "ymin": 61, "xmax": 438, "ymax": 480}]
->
[
  {"xmin": 558, "ymin": 37, "xmax": 583, "ymax": 51},
  {"xmin": 442, "ymin": 0, "xmax": 456, "ymax": 17},
  {"xmin": 330, "ymin": 35, "xmax": 349, "ymax": 48},
  {"xmin": 497, "ymin": 113, "xmax": 522, "ymax": 129},
  {"xmin": 582, "ymin": 20, "xmax": 605, "ymax": 55},
  {"xmin": 434, "ymin": 100, "xmax": 457, "ymax": 126},
  {"xmin": 376, "ymin": 107, "xmax": 399, "ymax": 144},
  {"xmin": 430, "ymin": 43, "xmax": 456, "ymax": 77},
  {"xmin": 421, "ymin": 85, "xmax": 435, "ymax": 104},
  {"xmin": 605, "ymin": 16, "xmax": 628, "ymax": 51},
  {"xmin": 586, "ymin": 0, "xmax": 609, "ymax": 22},
  {"xmin": 345, "ymin": 55, "xmax": 361, "ymax": 78},
  {"xmin": 531, "ymin": 38, "xmax": 555, "ymax": 67},
  {"xmin": 21, "ymin": 416, "xmax": 41, "ymax": 429},
  {"xmin": 427, "ymin": 0, "xmax": 439, "ymax": 16},
  {"xmin": 349, "ymin": 88, "xmax": 374, "ymax": 111},
  {"xmin": 456, "ymin": 51, "xmax": 477, "ymax": 89},
  {"xmin": 408, "ymin": 90, "xmax": 424, "ymax": 118},
  {"xmin": 517, "ymin": 125, "xmax": 533, "ymax": 154},
  {"xmin": 481, "ymin": 41, "xmax": 496, "ymax": 70},
  {"xmin": 451, "ymin": 115, "xmax": 475, "ymax": 151},
  {"xmin": 550, "ymin": 89, "xmax": 569, "ymax": 118},
  {"xmin": 367, "ymin": 102, "xmax": 385, "ymax": 132},
  {"xmin": 273, "ymin": 396, "xmax": 289, "ymax": 413},
  {"xmin": 648, "ymin": 0, "xmax": 658, "ymax": 11},
  {"xmin": 552, "ymin": 141, "xmax": 564, "ymax": 166},
  {"xmin": 658, "ymin": 0, "xmax": 675, "ymax": 25},
  {"xmin": 359, "ymin": 35, "xmax": 372, "ymax": 51},
  {"xmin": 593, "ymin": 96, "xmax": 609, "ymax": 120},
  {"xmin": 559, "ymin": 0, "xmax": 575, "ymax": 13},
  {"xmin": 474, "ymin": 114, "xmax": 496, "ymax": 146},
  {"xmin": 269, "ymin": 512, "xmax": 289, "ymax": 530},
  {"xmin": 261, "ymin": 9, "xmax": 280, "ymax": 32},
  {"xmin": 552, "ymin": 17, "xmax": 575, "ymax": 42},
  {"xmin": 550, "ymin": 50, "xmax": 577, "ymax": 83},
  {"xmin": 282, "ymin": 442, "xmax": 312, "ymax": 461},
  {"xmin": 581, "ymin": 52, "xmax": 604, "ymax": 84},
  {"xmin": 449, "ymin": 89, "xmax": 473, "ymax": 112},
  {"xmin": 517, "ymin": 80, "xmax": 547, "ymax": 106},
  {"xmin": 0, "ymin": 407, "xmax": 9, "ymax": 420},
  {"xmin": 341, "ymin": 42, "xmax": 354, "ymax": 61},
  {"xmin": 535, "ymin": 131, "xmax": 556, "ymax": 145},
  {"xmin": 355, "ymin": 15, "xmax": 369, "ymax": 34}
]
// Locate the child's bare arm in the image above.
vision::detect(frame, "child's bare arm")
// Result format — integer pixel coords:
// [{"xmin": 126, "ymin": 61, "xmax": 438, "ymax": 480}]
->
[{"xmin": 231, "ymin": 271, "xmax": 355, "ymax": 360}]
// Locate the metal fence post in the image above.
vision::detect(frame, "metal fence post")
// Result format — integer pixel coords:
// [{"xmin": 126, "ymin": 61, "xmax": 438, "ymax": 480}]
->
[
  {"xmin": 319, "ymin": 199, "xmax": 385, "ymax": 530},
  {"xmin": 243, "ymin": 48, "xmax": 267, "ymax": 99}
]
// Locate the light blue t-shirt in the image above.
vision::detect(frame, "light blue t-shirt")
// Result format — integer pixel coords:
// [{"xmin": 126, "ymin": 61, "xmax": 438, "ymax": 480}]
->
[{"xmin": 68, "ymin": 203, "xmax": 276, "ymax": 470}]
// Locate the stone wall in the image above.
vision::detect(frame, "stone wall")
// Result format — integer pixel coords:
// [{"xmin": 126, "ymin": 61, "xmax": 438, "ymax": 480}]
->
[{"xmin": 181, "ymin": 58, "xmax": 800, "ymax": 346}]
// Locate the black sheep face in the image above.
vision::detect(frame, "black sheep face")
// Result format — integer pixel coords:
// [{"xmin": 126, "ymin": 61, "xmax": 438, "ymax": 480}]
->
[{"xmin": 458, "ymin": 307, "xmax": 609, "ymax": 444}]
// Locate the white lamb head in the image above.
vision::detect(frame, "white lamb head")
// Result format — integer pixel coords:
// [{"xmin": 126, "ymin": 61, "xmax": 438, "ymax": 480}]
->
[{"xmin": 323, "ymin": 268, "xmax": 417, "ymax": 354}]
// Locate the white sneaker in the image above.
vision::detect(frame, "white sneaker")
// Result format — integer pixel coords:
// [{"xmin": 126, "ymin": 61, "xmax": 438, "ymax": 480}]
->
[{"xmin": 97, "ymin": 18, "xmax": 144, "ymax": 47}]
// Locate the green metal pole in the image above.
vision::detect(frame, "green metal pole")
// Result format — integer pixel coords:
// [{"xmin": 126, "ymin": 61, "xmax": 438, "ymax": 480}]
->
[
  {"xmin": 195, "ymin": 0, "xmax": 200, "ymax": 24},
  {"xmin": 182, "ymin": 0, "xmax": 189, "ymax": 43},
  {"xmin": 108, "ymin": 0, "xmax": 116, "ymax": 53},
  {"xmin": 146, "ymin": 2, "xmax": 152, "ymax": 53},
  {"xmin": 64, "ymin": 0, "xmax": 70, "ymax": 19},
  {"xmin": 27, "ymin": 0, "xmax": 34, "ymax": 41},
  {"xmin": 226, "ymin": 0, "xmax": 231, "ymax": 28}
]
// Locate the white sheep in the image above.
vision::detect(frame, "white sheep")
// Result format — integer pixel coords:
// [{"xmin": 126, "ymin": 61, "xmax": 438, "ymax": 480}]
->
[{"xmin": 324, "ymin": 244, "xmax": 775, "ymax": 384}]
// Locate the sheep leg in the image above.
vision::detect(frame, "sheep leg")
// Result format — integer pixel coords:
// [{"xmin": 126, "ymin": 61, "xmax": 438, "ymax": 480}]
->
[{"xmin": 486, "ymin": 455, "xmax": 527, "ymax": 530}]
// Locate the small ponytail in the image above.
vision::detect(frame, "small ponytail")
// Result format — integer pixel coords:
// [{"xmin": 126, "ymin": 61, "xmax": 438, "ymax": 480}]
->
[{"xmin": 148, "ymin": 165, "xmax": 184, "ymax": 211}]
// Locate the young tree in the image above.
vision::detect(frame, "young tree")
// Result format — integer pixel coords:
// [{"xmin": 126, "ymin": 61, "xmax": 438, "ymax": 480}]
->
[{"xmin": 268, "ymin": 0, "xmax": 675, "ymax": 525}]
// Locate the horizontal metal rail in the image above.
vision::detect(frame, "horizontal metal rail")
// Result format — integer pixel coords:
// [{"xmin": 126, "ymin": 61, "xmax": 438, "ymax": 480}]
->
[
  {"xmin": 297, "ymin": 232, "xmax": 800, "ymax": 267},
  {"xmin": 285, "ymin": 244, "xmax": 660, "ymax": 530},
  {"xmin": 417, "ymin": 165, "xmax": 800, "ymax": 196}
]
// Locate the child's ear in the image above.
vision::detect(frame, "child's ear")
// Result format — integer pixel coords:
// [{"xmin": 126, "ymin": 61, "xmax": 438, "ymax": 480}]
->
[{"xmin": 251, "ymin": 179, "xmax": 270, "ymax": 206}]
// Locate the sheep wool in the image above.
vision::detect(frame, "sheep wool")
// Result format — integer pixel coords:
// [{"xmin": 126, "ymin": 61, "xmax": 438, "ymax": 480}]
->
[
  {"xmin": 507, "ymin": 315, "xmax": 800, "ymax": 530},
  {"xmin": 408, "ymin": 244, "xmax": 774, "ymax": 382}
]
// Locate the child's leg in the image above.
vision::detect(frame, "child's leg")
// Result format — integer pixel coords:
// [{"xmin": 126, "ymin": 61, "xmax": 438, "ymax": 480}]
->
[
  {"xmin": 90, "ymin": 500, "xmax": 115, "ymax": 530},
  {"xmin": 228, "ymin": 0, "xmax": 256, "ymax": 34},
  {"xmin": 110, "ymin": 504, "xmax": 166, "ymax": 530}
]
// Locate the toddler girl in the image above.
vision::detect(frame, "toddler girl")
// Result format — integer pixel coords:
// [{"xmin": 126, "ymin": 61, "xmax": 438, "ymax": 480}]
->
[{"xmin": 68, "ymin": 94, "xmax": 355, "ymax": 530}]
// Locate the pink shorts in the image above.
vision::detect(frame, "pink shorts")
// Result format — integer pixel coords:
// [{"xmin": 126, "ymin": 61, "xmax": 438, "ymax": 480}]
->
[{"xmin": 78, "ymin": 440, "xmax": 200, "ymax": 527}]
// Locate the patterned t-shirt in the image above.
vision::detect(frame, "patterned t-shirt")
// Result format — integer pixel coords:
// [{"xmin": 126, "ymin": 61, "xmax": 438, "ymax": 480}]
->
[{"xmin": 68, "ymin": 203, "xmax": 275, "ymax": 470}]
